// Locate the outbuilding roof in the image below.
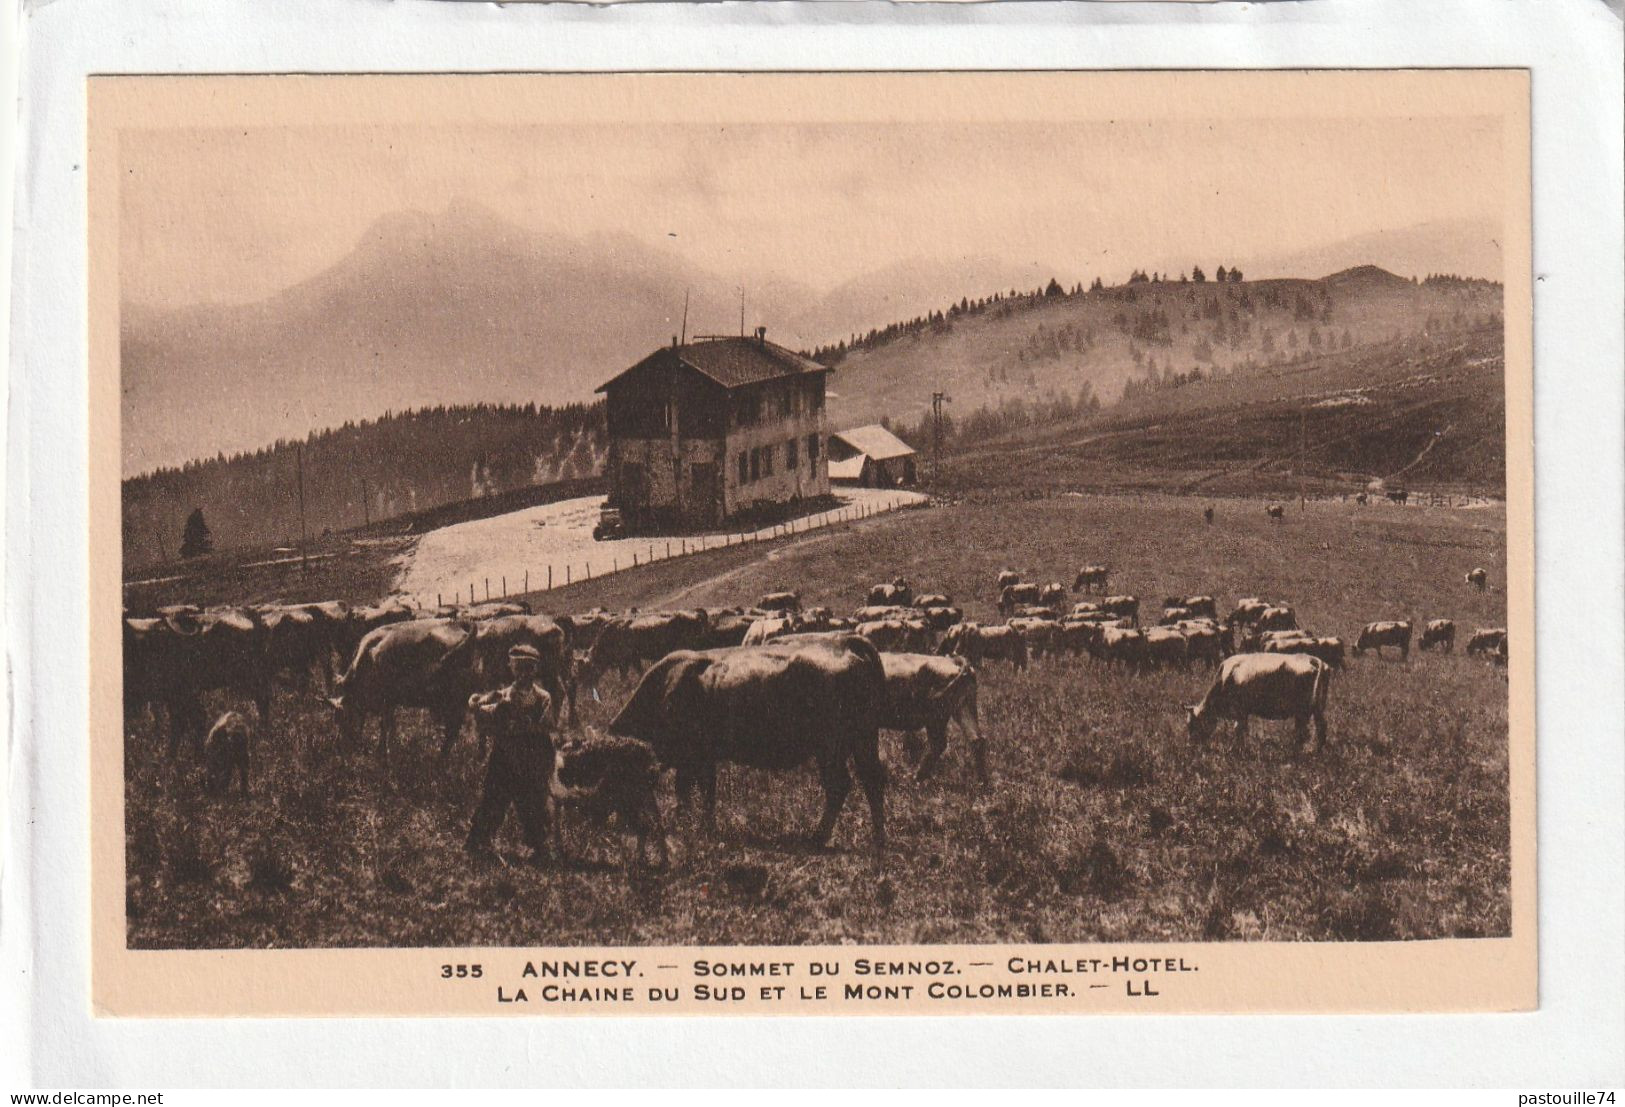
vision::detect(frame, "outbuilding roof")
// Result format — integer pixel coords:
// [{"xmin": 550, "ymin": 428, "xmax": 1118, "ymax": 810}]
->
[
  {"xmin": 828, "ymin": 456, "xmax": 868, "ymax": 482},
  {"xmin": 597, "ymin": 336, "xmax": 829, "ymax": 393},
  {"xmin": 831, "ymin": 424, "xmax": 917, "ymax": 462}
]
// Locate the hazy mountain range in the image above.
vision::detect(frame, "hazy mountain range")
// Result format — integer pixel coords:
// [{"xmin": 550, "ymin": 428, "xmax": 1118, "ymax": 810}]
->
[{"xmin": 121, "ymin": 201, "xmax": 1501, "ymax": 476}]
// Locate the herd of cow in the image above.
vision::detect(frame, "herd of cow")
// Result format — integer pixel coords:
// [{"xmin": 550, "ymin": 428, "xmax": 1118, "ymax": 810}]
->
[{"xmin": 123, "ymin": 560, "xmax": 1507, "ymax": 865}]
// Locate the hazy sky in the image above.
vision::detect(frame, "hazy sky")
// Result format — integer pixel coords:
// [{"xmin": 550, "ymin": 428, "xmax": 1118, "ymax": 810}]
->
[{"xmin": 121, "ymin": 113, "xmax": 1506, "ymax": 309}]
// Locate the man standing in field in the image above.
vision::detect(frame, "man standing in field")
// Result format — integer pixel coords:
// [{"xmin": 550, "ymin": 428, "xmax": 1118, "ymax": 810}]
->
[{"xmin": 465, "ymin": 643, "xmax": 556, "ymax": 865}]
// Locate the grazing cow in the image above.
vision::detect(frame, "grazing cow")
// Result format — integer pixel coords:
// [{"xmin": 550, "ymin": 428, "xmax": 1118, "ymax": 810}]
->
[
  {"xmin": 758, "ymin": 590, "xmax": 802, "ymax": 614},
  {"xmin": 1354, "ymin": 620, "xmax": 1413, "ymax": 660},
  {"xmin": 1255, "ymin": 605, "xmax": 1298, "ymax": 633},
  {"xmin": 1355, "ymin": 491, "xmax": 1369, "ymax": 506},
  {"xmin": 1263, "ymin": 634, "xmax": 1346, "ymax": 670},
  {"xmin": 1038, "ymin": 582, "xmax": 1067, "ymax": 607},
  {"xmin": 203, "ymin": 711, "xmax": 252, "ymax": 796},
  {"xmin": 128, "ymin": 607, "xmax": 273, "ymax": 758},
  {"xmin": 558, "ymin": 608, "xmax": 617, "ymax": 652},
  {"xmin": 1226, "ymin": 598, "xmax": 1271, "ymax": 628},
  {"xmin": 877, "ymin": 653, "xmax": 985, "ymax": 782},
  {"xmin": 917, "ymin": 605, "xmax": 964, "ymax": 631},
  {"xmin": 1387, "ymin": 489, "xmax": 1409, "ymax": 505},
  {"xmin": 1072, "ymin": 566, "xmax": 1109, "ymax": 594},
  {"xmin": 1266, "ymin": 504, "xmax": 1285, "ymax": 523},
  {"xmin": 1419, "ymin": 619, "xmax": 1457, "ymax": 653},
  {"xmin": 1071, "ymin": 601, "xmax": 1103, "ymax": 618},
  {"xmin": 1466, "ymin": 627, "xmax": 1508, "ymax": 656},
  {"xmin": 697, "ymin": 609, "xmax": 755, "ymax": 649},
  {"xmin": 855, "ymin": 617, "xmax": 934, "ymax": 654},
  {"xmin": 1204, "ymin": 505, "xmax": 1215, "ymax": 525},
  {"xmin": 1159, "ymin": 605, "xmax": 1197, "ymax": 626},
  {"xmin": 1011, "ymin": 604, "xmax": 1060, "ymax": 620},
  {"xmin": 1186, "ymin": 652, "xmax": 1332, "ymax": 753},
  {"xmin": 583, "ymin": 610, "xmax": 712, "ymax": 681},
  {"xmin": 743, "ymin": 615, "xmax": 802, "ymax": 647},
  {"xmin": 607, "ymin": 635, "xmax": 889, "ymax": 851},
  {"xmin": 1087, "ymin": 626, "xmax": 1147, "ymax": 669},
  {"xmin": 997, "ymin": 582, "xmax": 1042, "ymax": 615},
  {"xmin": 1142, "ymin": 626, "xmax": 1190, "ymax": 669},
  {"xmin": 550, "ymin": 734, "xmax": 668, "ymax": 871},
  {"xmin": 327, "ymin": 618, "xmax": 480, "ymax": 762},
  {"xmin": 867, "ymin": 579, "xmax": 913, "ymax": 607},
  {"xmin": 996, "ymin": 568, "xmax": 1021, "ymax": 592},
  {"xmin": 1491, "ymin": 636, "xmax": 1509, "ymax": 668},
  {"xmin": 1099, "ymin": 595, "xmax": 1140, "ymax": 624},
  {"xmin": 260, "ymin": 606, "xmax": 329, "ymax": 691},
  {"xmin": 1177, "ymin": 596, "xmax": 1218, "ymax": 620},
  {"xmin": 911, "ymin": 593, "xmax": 952, "ymax": 610},
  {"xmin": 1007, "ymin": 616, "xmax": 1062, "ymax": 659},
  {"xmin": 1465, "ymin": 568, "xmax": 1488, "ymax": 592},
  {"xmin": 341, "ymin": 598, "xmax": 418, "ymax": 661},
  {"xmin": 466, "ymin": 615, "xmax": 574, "ymax": 722},
  {"xmin": 1174, "ymin": 621, "xmax": 1225, "ymax": 668},
  {"xmin": 460, "ymin": 601, "xmax": 531, "ymax": 621},
  {"xmin": 938, "ymin": 622, "xmax": 1029, "ymax": 670},
  {"xmin": 852, "ymin": 604, "xmax": 912, "ymax": 623}
]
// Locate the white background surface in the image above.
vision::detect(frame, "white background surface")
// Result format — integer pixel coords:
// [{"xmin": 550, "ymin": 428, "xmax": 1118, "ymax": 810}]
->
[{"xmin": 4, "ymin": 0, "xmax": 1622, "ymax": 1088}]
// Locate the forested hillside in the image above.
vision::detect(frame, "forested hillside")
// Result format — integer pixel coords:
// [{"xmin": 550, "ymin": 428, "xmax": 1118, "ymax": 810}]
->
[{"xmin": 122, "ymin": 403, "xmax": 604, "ymax": 571}]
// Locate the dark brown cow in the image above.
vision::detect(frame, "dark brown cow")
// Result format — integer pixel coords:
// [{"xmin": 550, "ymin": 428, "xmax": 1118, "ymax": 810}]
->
[
  {"xmin": 938, "ymin": 622, "xmax": 1029, "ymax": 670},
  {"xmin": 583, "ymin": 610, "xmax": 712, "ymax": 681},
  {"xmin": 1418, "ymin": 619, "xmax": 1457, "ymax": 653},
  {"xmin": 758, "ymin": 590, "xmax": 802, "ymax": 613},
  {"xmin": 877, "ymin": 653, "xmax": 985, "ymax": 782},
  {"xmin": 1099, "ymin": 595, "xmax": 1141, "ymax": 624},
  {"xmin": 1266, "ymin": 504, "xmax": 1285, "ymax": 523},
  {"xmin": 996, "ymin": 568, "xmax": 1021, "ymax": 592},
  {"xmin": 997, "ymin": 582, "xmax": 1042, "ymax": 615},
  {"xmin": 1038, "ymin": 582, "xmax": 1067, "ymax": 607},
  {"xmin": 126, "ymin": 607, "xmax": 273, "ymax": 758},
  {"xmin": 203, "ymin": 710, "xmax": 252, "ymax": 796},
  {"xmin": 1072, "ymin": 565, "xmax": 1109, "ymax": 594},
  {"xmin": 550, "ymin": 734, "xmax": 668, "ymax": 870},
  {"xmin": 326, "ymin": 618, "xmax": 480, "ymax": 762},
  {"xmin": 1354, "ymin": 620, "xmax": 1413, "ymax": 660},
  {"xmin": 1465, "ymin": 568, "xmax": 1488, "ymax": 592},
  {"xmin": 607, "ymin": 636, "xmax": 888, "ymax": 851}
]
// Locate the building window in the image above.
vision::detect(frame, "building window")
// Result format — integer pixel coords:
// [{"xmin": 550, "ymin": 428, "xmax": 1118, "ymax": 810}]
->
[
  {"xmin": 811, "ymin": 385, "xmax": 824, "ymax": 412},
  {"xmin": 807, "ymin": 433, "xmax": 820, "ymax": 462},
  {"xmin": 738, "ymin": 452, "xmax": 748, "ymax": 484},
  {"xmin": 778, "ymin": 387, "xmax": 793, "ymax": 418},
  {"xmin": 786, "ymin": 437, "xmax": 798, "ymax": 470},
  {"xmin": 763, "ymin": 444, "xmax": 775, "ymax": 476},
  {"xmin": 750, "ymin": 448, "xmax": 760, "ymax": 481}
]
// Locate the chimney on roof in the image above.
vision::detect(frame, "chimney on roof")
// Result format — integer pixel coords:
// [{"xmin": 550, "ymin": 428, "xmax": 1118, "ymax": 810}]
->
[{"xmin": 754, "ymin": 326, "xmax": 767, "ymax": 345}]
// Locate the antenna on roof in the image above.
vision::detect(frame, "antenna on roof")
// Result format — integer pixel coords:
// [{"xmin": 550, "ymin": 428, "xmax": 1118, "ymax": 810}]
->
[{"xmin": 680, "ymin": 289, "xmax": 690, "ymax": 345}]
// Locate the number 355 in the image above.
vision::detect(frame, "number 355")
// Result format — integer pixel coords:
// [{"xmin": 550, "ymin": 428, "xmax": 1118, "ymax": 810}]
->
[{"xmin": 441, "ymin": 964, "xmax": 483, "ymax": 979}]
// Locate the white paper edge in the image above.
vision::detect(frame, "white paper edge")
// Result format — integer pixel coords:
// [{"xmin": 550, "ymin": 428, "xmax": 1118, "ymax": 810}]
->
[{"xmin": 4, "ymin": 0, "xmax": 1622, "ymax": 1089}]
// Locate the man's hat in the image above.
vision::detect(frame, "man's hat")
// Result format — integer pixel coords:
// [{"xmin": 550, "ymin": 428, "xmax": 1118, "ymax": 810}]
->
[{"xmin": 508, "ymin": 644, "xmax": 542, "ymax": 663}]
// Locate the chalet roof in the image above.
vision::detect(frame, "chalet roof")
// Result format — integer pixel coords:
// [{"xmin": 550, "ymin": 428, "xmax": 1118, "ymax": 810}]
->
[
  {"xmin": 597, "ymin": 336, "xmax": 829, "ymax": 394},
  {"xmin": 831, "ymin": 424, "xmax": 917, "ymax": 462},
  {"xmin": 828, "ymin": 456, "xmax": 868, "ymax": 481}
]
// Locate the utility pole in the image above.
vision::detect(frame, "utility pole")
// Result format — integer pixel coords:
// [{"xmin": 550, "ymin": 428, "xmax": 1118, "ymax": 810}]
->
[
  {"xmin": 1299, "ymin": 409, "xmax": 1306, "ymax": 511},
  {"xmin": 931, "ymin": 391, "xmax": 950, "ymax": 481},
  {"xmin": 739, "ymin": 288, "xmax": 746, "ymax": 338},
  {"xmin": 296, "ymin": 441, "xmax": 308, "ymax": 570},
  {"xmin": 361, "ymin": 475, "xmax": 371, "ymax": 528},
  {"xmin": 681, "ymin": 289, "xmax": 690, "ymax": 345}
]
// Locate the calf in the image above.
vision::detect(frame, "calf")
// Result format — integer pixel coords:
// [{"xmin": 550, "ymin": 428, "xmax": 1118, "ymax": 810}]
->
[
  {"xmin": 1187, "ymin": 652, "xmax": 1332, "ymax": 753},
  {"xmin": 550, "ymin": 734, "xmax": 668, "ymax": 870},
  {"xmin": 1354, "ymin": 620, "xmax": 1413, "ymax": 660},
  {"xmin": 1072, "ymin": 565, "xmax": 1109, "ymax": 594},
  {"xmin": 1465, "ymin": 627, "xmax": 1508, "ymax": 656},
  {"xmin": 203, "ymin": 711, "xmax": 252, "ymax": 796},
  {"xmin": 1418, "ymin": 619, "xmax": 1457, "ymax": 653},
  {"xmin": 1266, "ymin": 504, "xmax": 1285, "ymax": 523},
  {"xmin": 877, "ymin": 653, "xmax": 985, "ymax": 782},
  {"xmin": 1465, "ymin": 568, "xmax": 1488, "ymax": 592}
]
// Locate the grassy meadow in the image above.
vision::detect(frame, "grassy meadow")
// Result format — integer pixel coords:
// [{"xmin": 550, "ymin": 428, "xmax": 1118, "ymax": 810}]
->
[{"xmin": 125, "ymin": 493, "xmax": 1511, "ymax": 948}]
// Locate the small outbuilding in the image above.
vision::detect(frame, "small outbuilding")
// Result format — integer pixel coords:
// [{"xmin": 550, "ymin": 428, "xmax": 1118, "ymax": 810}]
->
[{"xmin": 828, "ymin": 424, "xmax": 918, "ymax": 488}]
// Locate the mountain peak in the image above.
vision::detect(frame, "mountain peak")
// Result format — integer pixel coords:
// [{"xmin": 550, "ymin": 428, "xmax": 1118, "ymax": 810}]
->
[{"xmin": 1322, "ymin": 264, "xmax": 1410, "ymax": 289}]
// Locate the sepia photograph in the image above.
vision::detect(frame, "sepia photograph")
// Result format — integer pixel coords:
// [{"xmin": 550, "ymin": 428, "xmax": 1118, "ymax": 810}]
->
[{"xmin": 89, "ymin": 70, "xmax": 1535, "ymax": 1015}]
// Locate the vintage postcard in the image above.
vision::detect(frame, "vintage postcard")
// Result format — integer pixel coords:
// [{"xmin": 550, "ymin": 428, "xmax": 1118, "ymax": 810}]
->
[{"xmin": 90, "ymin": 70, "xmax": 1534, "ymax": 1016}]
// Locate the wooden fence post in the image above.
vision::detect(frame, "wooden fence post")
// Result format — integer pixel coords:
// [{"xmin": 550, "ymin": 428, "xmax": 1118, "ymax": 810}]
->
[
  {"xmin": 524, "ymin": 570, "xmax": 528, "ymax": 592},
  {"xmin": 547, "ymin": 566, "xmax": 552, "ymax": 590},
  {"xmin": 501, "ymin": 576, "xmax": 506, "ymax": 597},
  {"xmin": 565, "ymin": 565, "xmax": 571, "ymax": 584}
]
